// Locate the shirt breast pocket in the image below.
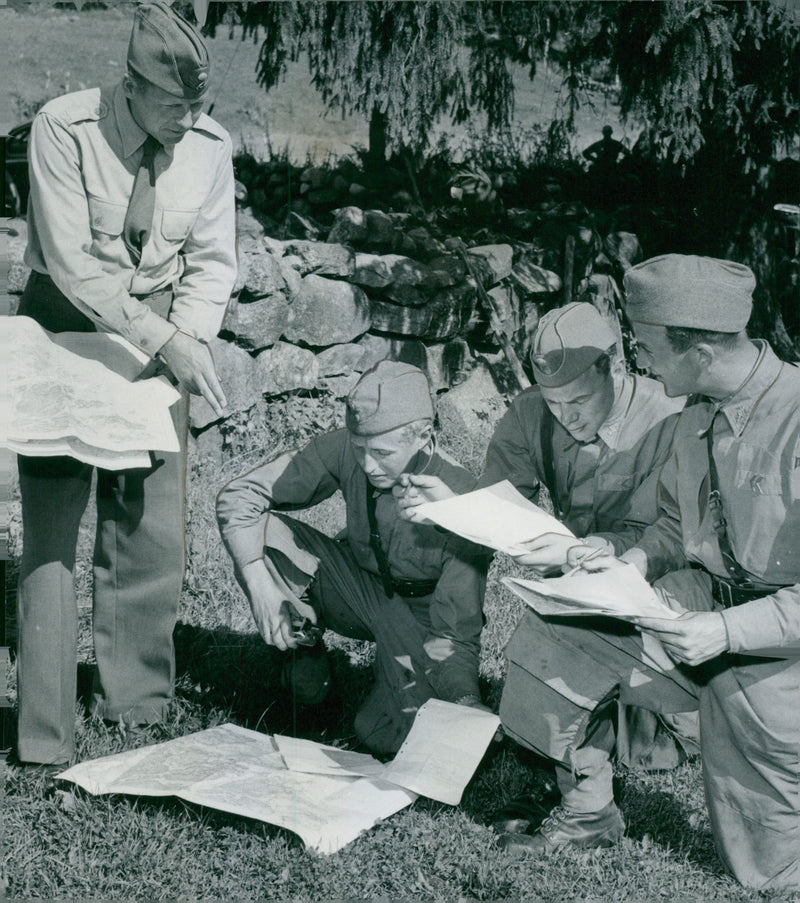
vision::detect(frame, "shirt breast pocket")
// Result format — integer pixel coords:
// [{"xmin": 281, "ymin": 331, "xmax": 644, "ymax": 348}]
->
[
  {"xmin": 161, "ymin": 208, "xmax": 199, "ymax": 243},
  {"xmin": 87, "ymin": 194, "xmax": 127, "ymax": 237},
  {"xmin": 596, "ymin": 473, "xmax": 634, "ymax": 492},
  {"xmin": 734, "ymin": 468, "xmax": 783, "ymax": 497}
]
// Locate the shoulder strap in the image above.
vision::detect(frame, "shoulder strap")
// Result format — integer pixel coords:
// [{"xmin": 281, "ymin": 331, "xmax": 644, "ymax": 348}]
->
[{"xmin": 539, "ymin": 405, "xmax": 562, "ymax": 520}]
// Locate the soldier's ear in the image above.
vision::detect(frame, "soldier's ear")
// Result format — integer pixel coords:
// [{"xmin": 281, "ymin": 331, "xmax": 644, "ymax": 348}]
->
[
  {"xmin": 692, "ymin": 343, "xmax": 715, "ymax": 372},
  {"xmin": 417, "ymin": 421, "xmax": 434, "ymax": 449}
]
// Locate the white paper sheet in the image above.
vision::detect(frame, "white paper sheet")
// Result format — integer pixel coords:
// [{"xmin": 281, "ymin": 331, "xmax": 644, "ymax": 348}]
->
[
  {"xmin": 413, "ymin": 480, "xmax": 574, "ymax": 553},
  {"xmin": 2, "ymin": 316, "xmax": 180, "ymax": 468},
  {"xmin": 503, "ymin": 563, "xmax": 679, "ymax": 621},
  {"xmin": 381, "ymin": 699, "xmax": 500, "ymax": 805},
  {"xmin": 273, "ymin": 734, "xmax": 387, "ymax": 779},
  {"xmin": 57, "ymin": 702, "xmax": 500, "ymax": 854},
  {"xmin": 57, "ymin": 723, "xmax": 416, "ymax": 855}
]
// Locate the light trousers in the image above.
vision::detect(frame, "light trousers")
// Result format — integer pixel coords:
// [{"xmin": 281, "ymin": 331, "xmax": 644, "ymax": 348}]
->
[{"xmin": 500, "ymin": 567, "xmax": 800, "ymax": 890}]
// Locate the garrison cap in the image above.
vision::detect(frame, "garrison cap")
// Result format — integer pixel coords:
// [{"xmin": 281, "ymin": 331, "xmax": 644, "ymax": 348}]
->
[
  {"xmin": 530, "ymin": 302, "xmax": 617, "ymax": 388},
  {"xmin": 127, "ymin": 0, "xmax": 210, "ymax": 101},
  {"xmin": 346, "ymin": 360, "xmax": 434, "ymax": 437},
  {"xmin": 624, "ymin": 254, "xmax": 754, "ymax": 332}
]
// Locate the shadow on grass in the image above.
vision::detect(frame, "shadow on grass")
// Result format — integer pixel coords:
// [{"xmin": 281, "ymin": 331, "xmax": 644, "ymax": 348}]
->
[
  {"xmin": 172, "ymin": 621, "xmax": 373, "ymax": 748},
  {"xmin": 619, "ymin": 770, "xmax": 723, "ymax": 877}
]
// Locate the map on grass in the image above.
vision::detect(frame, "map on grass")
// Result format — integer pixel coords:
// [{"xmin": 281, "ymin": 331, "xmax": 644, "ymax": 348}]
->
[
  {"xmin": 2, "ymin": 316, "xmax": 180, "ymax": 469},
  {"xmin": 57, "ymin": 701, "xmax": 500, "ymax": 855}
]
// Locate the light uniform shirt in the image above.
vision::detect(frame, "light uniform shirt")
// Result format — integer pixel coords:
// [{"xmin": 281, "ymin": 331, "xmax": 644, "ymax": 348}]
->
[
  {"xmin": 634, "ymin": 342, "xmax": 800, "ymax": 655},
  {"xmin": 216, "ymin": 429, "xmax": 489, "ymax": 700},
  {"xmin": 478, "ymin": 373, "xmax": 685, "ymax": 547},
  {"xmin": 25, "ymin": 83, "xmax": 236, "ymax": 356}
]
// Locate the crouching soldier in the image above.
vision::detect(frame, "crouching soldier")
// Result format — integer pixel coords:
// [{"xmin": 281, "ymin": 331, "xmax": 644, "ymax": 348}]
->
[{"xmin": 216, "ymin": 361, "xmax": 489, "ymax": 754}]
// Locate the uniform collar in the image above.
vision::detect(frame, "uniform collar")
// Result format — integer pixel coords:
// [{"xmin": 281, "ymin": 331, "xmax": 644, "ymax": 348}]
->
[
  {"xmin": 714, "ymin": 341, "xmax": 783, "ymax": 437},
  {"xmin": 597, "ymin": 373, "xmax": 634, "ymax": 450},
  {"xmin": 113, "ymin": 82, "xmax": 175, "ymax": 159}
]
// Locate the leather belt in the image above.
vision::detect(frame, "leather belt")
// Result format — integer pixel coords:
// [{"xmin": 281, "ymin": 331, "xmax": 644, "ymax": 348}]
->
[
  {"xmin": 391, "ymin": 578, "xmax": 438, "ymax": 598},
  {"xmin": 710, "ymin": 575, "xmax": 785, "ymax": 608}
]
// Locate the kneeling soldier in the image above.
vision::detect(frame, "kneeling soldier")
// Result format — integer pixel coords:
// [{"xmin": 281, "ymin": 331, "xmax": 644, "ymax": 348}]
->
[{"xmin": 216, "ymin": 361, "xmax": 489, "ymax": 754}]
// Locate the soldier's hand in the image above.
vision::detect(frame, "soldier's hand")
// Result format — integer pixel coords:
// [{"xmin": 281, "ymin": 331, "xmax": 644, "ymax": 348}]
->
[
  {"xmin": 510, "ymin": 532, "xmax": 587, "ymax": 574},
  {"xmin": 393, "ymin": 473, "xmax": 454, "ymax": 524},
  {"xmin": 159, "ymin": 330, "xmax": 227, "ymax": 419},
  {"xmin": 239, "ymin": 560, "xmax": 315, "ymax": 652},
  {"xmin": 633, "ymin": 611, "xmax": 729, "ymax": 666},
  {"xmin": 564, "ymin": 544, "xmax": 627, "ymax": 574}
]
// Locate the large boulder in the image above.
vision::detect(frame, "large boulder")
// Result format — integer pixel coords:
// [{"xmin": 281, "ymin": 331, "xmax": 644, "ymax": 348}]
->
[
  {"xmin": 351, "ymin": 253, "xmax": 394, "ymax": 289},
  {"xmin": 286, "ymin": 275, "xmax": 370, "ymax": 345},
  {"xmin": 467, "ymin": 244, "xmax": 513, "ymax": 284},
  {"xmin": 282, "ymin": 240, "xmax": 355, "ymax": 277},
  {"xmin": 328, "ymin": 206, "xmax": 368, "ymax": 245},
  {"xmin": 424, "ymin": 254, "xmax": 467, "ymax": 288},
  {"xmin": 367, "ymin": 282, "xmax": 477, "ymax": 340},
  {"xmin": 278, "ymin": 259, "xmax": 302, "ymax": 299},
  {"xmin": 258, "ymin": 341, "xmax": 319, "ymax": 395},
  {"xmin": 381, "ymin": 284, "xmax": 430, "ymax": 308},
  {"xmin": 509, "ymin": 257, "xmax": 562, "ymax": 299},
  {"xmin": 363, "ymin": 210, "xmax": 397, "ymax": 249},
  {"xmin": 224, "ymin": 293, "xmax": 290, "ymax": 351},
  {"xmin": 240, "ymin": 245, "xmax": 286, "ymax": 299},
  {"xmin": 316, "ymin": 343, "xmax": 364, "ymax": 377},
  {"xmin": 356, "ymin": 333, "xmax": 429, "ymax": 374},
  {"xmin": 190, "ymin": 337, "xmax": 264, "ymax": 429}
]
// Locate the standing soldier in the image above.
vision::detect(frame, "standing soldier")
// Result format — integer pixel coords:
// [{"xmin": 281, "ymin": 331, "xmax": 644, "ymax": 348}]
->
[{"xmin": 16, "ymin": 0, "xmax": 236, "ymax": 768}]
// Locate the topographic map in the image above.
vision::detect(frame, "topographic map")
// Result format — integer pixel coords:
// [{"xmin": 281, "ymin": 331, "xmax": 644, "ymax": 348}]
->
[{"xmin": 2, "ymin": 316, "xmax": 180, "ymax": 468}]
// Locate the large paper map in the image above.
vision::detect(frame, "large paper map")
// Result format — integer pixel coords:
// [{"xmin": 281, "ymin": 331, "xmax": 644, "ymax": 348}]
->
[
  {"xmin": 57, "ymin": 701, "xmax": 500, "ymax": 855},
  {"xmin": 2, "ymin": 316, "xmax": 180, "ymax": 469}
]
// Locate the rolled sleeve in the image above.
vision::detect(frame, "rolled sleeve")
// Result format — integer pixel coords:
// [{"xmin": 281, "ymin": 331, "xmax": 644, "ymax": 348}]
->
[
  {"xmin": 721, "ymin": 585, "xmax": 800, "ymax": 654},
  {"xmin": 217, "ymin": 436, "xmax": 342, "ymax": 569}
]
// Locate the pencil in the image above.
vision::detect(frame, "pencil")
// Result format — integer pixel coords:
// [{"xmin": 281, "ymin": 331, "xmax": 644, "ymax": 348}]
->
[{"xmin": 563, "ymin": 546, "xmax": 606, "ymax": 578}]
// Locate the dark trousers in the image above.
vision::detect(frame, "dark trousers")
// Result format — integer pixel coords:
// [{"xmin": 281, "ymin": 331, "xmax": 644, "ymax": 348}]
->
[
  {"xmin": 264, "ymin": 513, "xmax": 438, "ymax": 755},
  {"xmin": 16, "ymin": 273, "xmax": 187, "ymax": 764}
]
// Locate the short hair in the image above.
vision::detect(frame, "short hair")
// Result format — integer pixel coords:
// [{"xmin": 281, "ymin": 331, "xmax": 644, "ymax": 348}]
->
[
  {"xmin": 591, "ymin": 346, "xmax": 617, "ymax": 379},
  {"xmin": 665, "ymin": 326, "xmax": 741, "ymax": 354},
  {"xmin": 125, "ymin": 68, "xmax": 149, "ymax": 92},
  {"xmin": 398, "ymin": 419, "xmax": 433, "ymax": 444}
]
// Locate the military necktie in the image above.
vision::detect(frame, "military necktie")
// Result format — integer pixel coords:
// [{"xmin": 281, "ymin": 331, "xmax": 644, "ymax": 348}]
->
[{"xmin": 123, "ymin": 135, "xmax": 160, "ymax": 263}]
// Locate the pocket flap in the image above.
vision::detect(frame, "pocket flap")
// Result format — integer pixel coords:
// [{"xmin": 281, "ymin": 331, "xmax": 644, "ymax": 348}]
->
[
  {"xmin": 161, "ymin": 208, "xmax": 198, "ymax": 241},
  {"xmin": 87, "ymin": 194, "xmax": 127, "ymax": 236}
]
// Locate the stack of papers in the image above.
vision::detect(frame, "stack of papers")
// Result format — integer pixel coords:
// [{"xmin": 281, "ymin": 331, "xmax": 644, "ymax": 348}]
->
[
  {"xmin": 503, "ymin": 563, "xmax": 679, "ymax": 622},
  {"xmin": 57, "ymin": 699, "xmax": 500, "ymax": 855}
]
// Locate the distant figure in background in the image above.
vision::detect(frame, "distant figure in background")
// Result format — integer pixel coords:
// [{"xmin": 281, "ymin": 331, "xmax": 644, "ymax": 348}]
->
[
  {"xmin": 217, "ymin": 361, "xmax": 489, "ymax": 755},
  {"xmin": 583, "ymin": 125, "xmax": 629, "ymax": 207},
  {"xmin": 15, "ymin": 1, "xmax": 236, "ymax": 769}
]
